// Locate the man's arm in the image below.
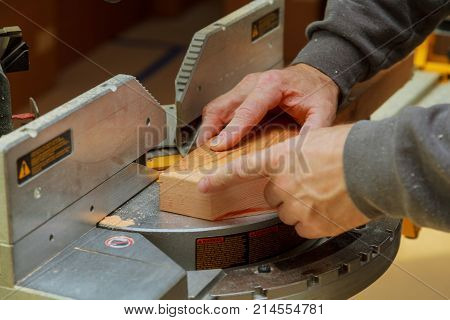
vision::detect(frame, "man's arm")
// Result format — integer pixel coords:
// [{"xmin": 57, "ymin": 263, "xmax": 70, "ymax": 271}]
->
[
  {"xmin": 344, "ymin": 104, "xmax": 450, "ymax": 231},
  {"xmin": 198, "ymin": 104, "xmax": 450, "ymax": 238},
  {"xmin": 196, "ymin": 1, "xmax": 450, "ymax": 237},
  {"xmin": 293, "ymin": 0, "xmax": 450, "ymax": 99},
  {"xmin": 197, "ymin": 0, "xmax": 450, "ymax": 149}
]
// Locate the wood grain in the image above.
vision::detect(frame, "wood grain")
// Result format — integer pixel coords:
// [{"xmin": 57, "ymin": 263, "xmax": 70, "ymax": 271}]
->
[{"xmin": 159, "ymin": 120, "xmax": 299, "ymax": 220}]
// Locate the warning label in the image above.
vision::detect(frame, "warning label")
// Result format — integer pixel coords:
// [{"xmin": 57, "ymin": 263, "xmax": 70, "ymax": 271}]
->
[
  {"xmin": 251, "ymin": 9, "xmax": 280, "ymax": 42},
  {"xmin": 195, "ymin": 223, "xmax": 305, "ymax": 270},
  {"xmin": 16, "ymin": 130, "xmax": 73, "ymax": 185},
  {"xmin": 18, "ymin": 160, "xmax": 31, "ymax": 180}
]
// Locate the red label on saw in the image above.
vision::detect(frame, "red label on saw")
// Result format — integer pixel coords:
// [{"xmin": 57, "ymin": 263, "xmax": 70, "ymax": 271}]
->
[{"xmin": 195, "ymin": 223, "xmax": 305, "ymax": 270}]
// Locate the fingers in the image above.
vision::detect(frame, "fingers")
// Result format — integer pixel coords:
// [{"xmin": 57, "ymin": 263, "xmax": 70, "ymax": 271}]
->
[
  {"xmin": 197, "ymin": 163, "xmax": 263, "ymax": 194},
  {"xmin": 276, "ymin": 202, "xmax": 299, "ymax": 226},
  {"xmin": 277, "ymin": 200, "xmax": 333, "ymax": 239},
  {"xmin": 198, "ymin": 149, "xmax": 274, "ymax": 193},
  {"xmin": 278, "ymin": 202, "xmax": 324, "ymax": 239},
  {"xmin": 277, "ymin": 200, "xmax": 320, "ymax": 238},
  {"xmin": 302, "ymin": 112, "xmax": 331, "ymax": 130},
  {"xmin": 196, "ymin": 96, "xmax": 240, "ymax": 147},
  {"xmin": 196, "ymin": 115, "xmax": 225, "ymax": 147},
  {"xmin": 264, "ymin": 180, "xmax": 290, "ymax": 208},
  {"xmin": 199, "ymin": 65, "xmax": 339, "ymax": 149},
  {"xmin": 210, "ymin": 72, "xmax": 283, "ymax": 151},
  {"xmin": 265, "ymin": 180, "xmax": 326, "ymax": 238},
  {"xmin": 303, "ymin": 106, "xmax": 336, "ymax": 129},
  {"xmin": 196, "ymin": 74, "xmax": 259, "ymax": 146},
  {"xmin": 265, "ymin": 181, "xmax": 302, "ymax": 226},
  {"xmin": 294, "ymin": 223, "xmax": 323, "ymax": 239},
  {"xmin": 282, "ymin": 102, "xmax": 336, "ymax": 130}
]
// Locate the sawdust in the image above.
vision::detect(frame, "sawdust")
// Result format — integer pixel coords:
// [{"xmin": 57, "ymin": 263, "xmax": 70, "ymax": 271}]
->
[{"xmin": 101, "ymin": 215, "xmax": 135, "ymax": 228}]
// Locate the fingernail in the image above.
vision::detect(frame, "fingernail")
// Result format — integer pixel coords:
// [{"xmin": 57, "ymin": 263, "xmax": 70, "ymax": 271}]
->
[{"xmin": 210, "ymin": 136, "xmax": 220, "ymax": 147}]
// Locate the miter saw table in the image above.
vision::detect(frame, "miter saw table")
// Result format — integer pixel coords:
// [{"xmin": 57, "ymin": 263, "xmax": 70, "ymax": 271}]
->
[{"xmin": 0, "ymin": 0, "xmax": 401, "ymax": 300}]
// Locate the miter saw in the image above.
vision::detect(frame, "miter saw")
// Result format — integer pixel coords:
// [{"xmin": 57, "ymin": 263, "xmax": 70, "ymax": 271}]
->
[{"xmin": 0, "ymin": 0, "xmax": 401, "ymax": 300}]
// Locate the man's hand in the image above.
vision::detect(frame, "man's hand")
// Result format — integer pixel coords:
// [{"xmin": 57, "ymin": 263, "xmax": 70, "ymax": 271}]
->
[
  {"xmin": 197, "ymin": 124, "xmax": 369, "ymax": 239},
  {"xmin": 196, "ymin": 63, "xmax": 339, "ymax": 151}
]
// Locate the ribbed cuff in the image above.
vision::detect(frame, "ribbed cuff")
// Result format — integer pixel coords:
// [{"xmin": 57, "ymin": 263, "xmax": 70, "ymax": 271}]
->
[
  {"xmin": 343, "ymin": 119, "xmax": 398, "ymax": 220},
  {"xmin": 292, "ymin": 31, "xmax": 369, "ymax": 102}
]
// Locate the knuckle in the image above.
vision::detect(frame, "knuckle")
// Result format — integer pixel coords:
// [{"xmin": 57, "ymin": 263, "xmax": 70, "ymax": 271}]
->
[
  {"xmin": 259, "ymin": 70, "xmax": 282, "ymax": 86},
  {"xmin": 263, "ymin": 182, "xmax": 280, "ymax": 208},
  {"xmin": 203, "ymin": 95, "xmax": 238, "ymax": 117},
  {"xmin": 229, "ymin": 96, "xmax": 245, "ymax": 107},
  {"xmin": 202, "ymin": 103, "xmax": 217, "ymax": 117},
  {"xmin": 242, "ymin": 73, "xmax": 260, "ymax": 84},
  {"xmin": 278, "ymin": 205, "xmax": 296, "ymax": 226},
  {"xmin": 263, "ymin": 181, "xmax": 277, "ymax": 197}
]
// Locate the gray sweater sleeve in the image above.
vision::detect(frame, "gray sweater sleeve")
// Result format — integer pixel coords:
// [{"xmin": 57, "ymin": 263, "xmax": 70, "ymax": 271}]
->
[
  {"xmin": 291, "ymin": 1, "xmax": 450, "ymax": 228},
  {"xmin": 344, "ymin": 105, "xmax": 450, "ymax": 231},
  {"xmin": 292, "ymin": 1, "xmax": 450, "ymax": 229},
  {"xmin": 292, "ymin": 0, "xmax": 450, "ymax": 98}
]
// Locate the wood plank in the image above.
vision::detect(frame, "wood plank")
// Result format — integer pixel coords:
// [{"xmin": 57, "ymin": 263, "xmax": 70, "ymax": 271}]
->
[{"xmin": 159, "ymin": 120, "xmax": 299, "ymax": 220}]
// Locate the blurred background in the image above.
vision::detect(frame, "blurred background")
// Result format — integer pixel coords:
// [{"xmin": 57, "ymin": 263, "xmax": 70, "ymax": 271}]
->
[{"xmin": 1, "ymin": 0, "xmax": 325, "ymax": 115}]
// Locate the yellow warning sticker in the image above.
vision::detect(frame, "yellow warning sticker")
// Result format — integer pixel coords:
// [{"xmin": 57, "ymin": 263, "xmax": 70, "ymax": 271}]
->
[
  {"xmin": 18, "ymin": 160, "xmax": 31, "ymax": 180},
  {"xmin": 252, "ymin": 24, "xmax": 259, "ymax": 40},
  {"xmin": 251, "ymin": 9, "xmax": 280, "ymax": 42},
  {"xmin": 16, "ymin": 130, "xmax": 72, "ymax": 185}
]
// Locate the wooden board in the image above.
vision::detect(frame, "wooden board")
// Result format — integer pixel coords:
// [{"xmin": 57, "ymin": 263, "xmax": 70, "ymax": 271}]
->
[{"xmin": 159, "ymin": 120, "xmax": 299, "ymax": 220}]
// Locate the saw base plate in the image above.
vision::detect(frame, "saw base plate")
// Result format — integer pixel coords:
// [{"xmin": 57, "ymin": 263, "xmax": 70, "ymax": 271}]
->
[
  {"xmin": 100, "ymin": 183, "xmax": 319, "ymax": 271},
  {"xmin": 99, "ymin": 182, "xmax": 402, "ymax": 299}
]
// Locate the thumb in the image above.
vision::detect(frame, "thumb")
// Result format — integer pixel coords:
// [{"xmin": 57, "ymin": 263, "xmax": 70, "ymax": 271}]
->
[
  {"xmin": 198, "ymin": 148, "xmax": 275, "ymax": 193},
  {"xmin": 302, "ymin": 107, "xmax": 336, "ymax": 130}
]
